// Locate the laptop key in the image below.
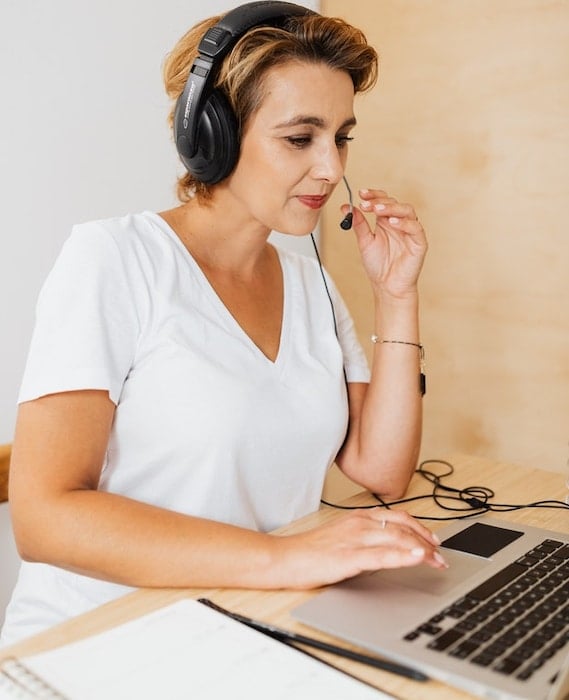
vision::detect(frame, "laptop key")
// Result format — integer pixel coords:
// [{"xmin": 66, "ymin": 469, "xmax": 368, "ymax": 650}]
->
[
  {"xmin": 470, "ymin": 629, "xmax": 494, "ymax": 643},
  {"xmin": 471, "ymin": 653, "xmax": 493, "ymax": 667},
  {"xmin": 428, "ymin": 613, "xmax": 445, "ymax": 624},
  {"xmin": 539, "ymin": 539, "xmax": 563, "ymax": 551},
  {"xmin": 468, "ymin": 563, "xmax": 526, "ymax": 601},
  {"xmin": 494, "ymin": 657, "xmax": 523, "ymax": 675},
  {"xmin": 417, "ymin": 623, "xmax": 442, "ymax": 635},
  {"xmin": 450, "ymin": 640, "xmax": 479, "ymax": 659},
  {"xmin": 403, "ymin": 630, "xmax": 420, "ymax": 641},
  {"xmin": 516, "ymin": 555, "xmax": 540, "ymax": 567},
  {"xmin": 427, "ymin": 628, "xmax": 465, "ymax": 651}
]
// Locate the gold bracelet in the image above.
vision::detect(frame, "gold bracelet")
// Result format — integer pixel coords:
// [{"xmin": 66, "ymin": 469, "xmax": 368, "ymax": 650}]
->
[{"xmin": 370, "ymin": 336, "xmax": 426, "ymax": 396}]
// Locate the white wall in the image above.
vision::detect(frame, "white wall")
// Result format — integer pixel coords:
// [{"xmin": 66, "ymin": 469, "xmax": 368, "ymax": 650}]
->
[
  {"xmin": 0, "ymin": 0, "xmax": 319, "ymax": 445},
  {"xmin": 0, "ymin": 0, "xmax": 319, "ymax": 621}
]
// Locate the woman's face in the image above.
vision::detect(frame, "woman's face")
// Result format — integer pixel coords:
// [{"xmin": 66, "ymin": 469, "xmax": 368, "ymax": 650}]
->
[{"xmin": 224, "ymin": 60, "xmax": 356, "ymax": 236}]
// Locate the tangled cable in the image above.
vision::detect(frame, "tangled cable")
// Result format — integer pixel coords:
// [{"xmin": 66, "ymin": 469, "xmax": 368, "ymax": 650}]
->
[{"xmin": 321, "ymin": 459, "xmax": 569, "ymax": 521}]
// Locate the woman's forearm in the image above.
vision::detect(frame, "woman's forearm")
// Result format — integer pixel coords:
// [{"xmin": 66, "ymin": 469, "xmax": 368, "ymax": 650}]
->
[
  {"xmin": 336, "ymin": 293, "xmax": 423, "ymax": 496},
  {"xmin": 15, "ymin": 488, "xmax": 283, "ymax": 590}
]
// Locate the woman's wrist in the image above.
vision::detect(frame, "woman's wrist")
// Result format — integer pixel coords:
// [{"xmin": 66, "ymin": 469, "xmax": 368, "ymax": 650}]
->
[
  {"xmin": 373, "ymin": 286, "xmax": 419, "ymax": 308},
  {"xmin": 371, "ymin": 277, "xmax": 419, "ymax": 302},
  {"xmin": 373, "ymin": 295, "xmax": 419, "ymax": 341}
]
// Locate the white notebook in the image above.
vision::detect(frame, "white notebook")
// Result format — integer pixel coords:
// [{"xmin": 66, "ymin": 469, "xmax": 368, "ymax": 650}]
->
[{"xmin": 0, "ymin": 599, "xmax": 392, "ymax": 699}]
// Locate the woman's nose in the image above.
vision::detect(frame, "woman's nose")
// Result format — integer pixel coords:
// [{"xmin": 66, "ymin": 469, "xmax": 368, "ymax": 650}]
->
[{"xmin": 310, "ymin": 145, "xmax": 345, "ymax": 184}]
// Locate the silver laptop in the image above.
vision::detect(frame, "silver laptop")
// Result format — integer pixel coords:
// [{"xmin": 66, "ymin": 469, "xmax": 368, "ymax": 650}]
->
[{"xmin": 292, "ymin": 516, "xmax": 569, "ymax": 700}]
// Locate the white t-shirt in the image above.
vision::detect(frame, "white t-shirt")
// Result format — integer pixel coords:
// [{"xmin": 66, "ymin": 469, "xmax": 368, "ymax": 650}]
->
[{"xmin": 1, "ymin": 211, "xmax": 370, "ymax": 646}]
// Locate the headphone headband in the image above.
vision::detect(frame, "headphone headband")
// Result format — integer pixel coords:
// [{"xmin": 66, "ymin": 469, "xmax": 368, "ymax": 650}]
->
[{"xmin": 173, "ymin": 1, "xmax": 316, "ymax": 185}]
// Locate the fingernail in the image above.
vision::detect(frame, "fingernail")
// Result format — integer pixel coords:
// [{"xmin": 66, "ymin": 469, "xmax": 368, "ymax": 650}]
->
[
  {"xmin": 374, "ymin": 204, "xmax": 386, "ymax": 212},
  {"xmin": 360, "ymin": 200, "xmax": 372, "ymax": 210},
  {"xmin": 388, "ymin": 216, "xmax": 400, "ymax": 224},
  {"xmin": 431, "ymin": 533, "xmax": 441, "ymax": 545},
  {"xmin": 359, "ymin": 188, "xmax": 369, "ymax": 195},
  {"xmin": 434, "ymin": 551, "xmax": 449, "ymax": 567},
  {"xmin": 411, "ymin": 547, "xmax": 425, "ymax": 557}
]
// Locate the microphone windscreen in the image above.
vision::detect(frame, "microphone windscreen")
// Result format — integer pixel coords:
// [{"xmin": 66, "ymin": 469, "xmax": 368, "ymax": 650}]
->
[{"xmin": 340, "ymin": 212, "xmax": 353, "ymax": 230}]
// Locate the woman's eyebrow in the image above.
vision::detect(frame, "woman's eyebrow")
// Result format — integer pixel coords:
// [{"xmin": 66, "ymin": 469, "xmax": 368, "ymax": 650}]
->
[{"xmin": 274, "ymin": 115, "xmax": 357, "ymax": 130}]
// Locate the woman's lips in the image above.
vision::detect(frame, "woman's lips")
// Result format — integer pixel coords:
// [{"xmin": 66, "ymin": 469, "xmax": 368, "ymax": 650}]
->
[{"xmin": 297, "ymin": 195, "xmax": 327, "ymax": 210}]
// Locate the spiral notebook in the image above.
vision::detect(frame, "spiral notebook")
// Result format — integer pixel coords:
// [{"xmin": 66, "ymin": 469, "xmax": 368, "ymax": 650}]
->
[{"xmin": 0, "ymin": 599, "xmax": 391, "ymax": 699}]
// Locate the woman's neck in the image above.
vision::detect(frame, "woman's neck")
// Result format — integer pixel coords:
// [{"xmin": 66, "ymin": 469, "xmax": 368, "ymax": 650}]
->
[{"xmin": 159, "ymin": 194, "xmax": 272, "ymax": 278}]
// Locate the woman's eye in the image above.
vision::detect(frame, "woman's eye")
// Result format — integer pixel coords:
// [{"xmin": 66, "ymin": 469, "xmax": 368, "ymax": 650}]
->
[
  {"xmin": 284, "ymin": 134, "xmax": 354, "ymax": 149},
  {"xmin": 336, "ymin": 135, "xmax": 354, "ymax": 149},
  {"xmin": 285, "ymin": 136, "xmax": 312, "ymax": 149}
]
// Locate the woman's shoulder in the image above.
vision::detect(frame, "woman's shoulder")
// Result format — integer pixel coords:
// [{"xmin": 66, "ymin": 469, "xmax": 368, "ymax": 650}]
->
[
  {"xmin": 68, "ymin": 211, "xmax": 161, "ymax": 249},
  {"xmin": 62, "ymin": 211, "xmax": 186, "ymax": 274}
]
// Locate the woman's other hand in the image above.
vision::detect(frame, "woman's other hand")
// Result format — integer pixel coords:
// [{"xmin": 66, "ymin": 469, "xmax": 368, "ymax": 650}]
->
[{"xmin": 275, "ymin": 509, "xmax": 447, "ymax": 590}]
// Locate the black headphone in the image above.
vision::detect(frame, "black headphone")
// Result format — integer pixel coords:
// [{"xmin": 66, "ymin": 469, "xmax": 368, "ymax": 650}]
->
[{"xmin": 173, "ymin": 1, "xmax": 316, "ymax": 185}]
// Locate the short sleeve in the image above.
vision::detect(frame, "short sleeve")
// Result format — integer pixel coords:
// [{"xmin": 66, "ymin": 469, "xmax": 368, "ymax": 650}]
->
[
  {"xmin": 326, "ymin": 274, "xmax": 371, "ymax": 384},
  {"xmin": 18, "ymin": 224, "xmax": 140, "ymax": 405}
]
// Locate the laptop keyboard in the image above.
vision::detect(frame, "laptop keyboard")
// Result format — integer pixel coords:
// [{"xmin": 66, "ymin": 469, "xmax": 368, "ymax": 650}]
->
[{"xmin": 403, "ymin": 538, "xmax": 569, "ymax": 681}]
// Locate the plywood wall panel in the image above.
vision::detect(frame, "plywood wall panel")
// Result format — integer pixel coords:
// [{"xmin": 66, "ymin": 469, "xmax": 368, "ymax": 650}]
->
[{"xmin": 321, "ymin": 0, "xmax": 569, "ymax": 475}]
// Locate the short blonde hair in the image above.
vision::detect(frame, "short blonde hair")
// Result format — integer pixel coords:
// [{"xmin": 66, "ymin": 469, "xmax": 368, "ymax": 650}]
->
[{"xmin": 163, "ymin": 12, "xmax": 378, "ymax": 203}]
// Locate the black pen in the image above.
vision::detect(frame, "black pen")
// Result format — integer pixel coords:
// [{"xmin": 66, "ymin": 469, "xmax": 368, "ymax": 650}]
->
[{"xmin": 198, "ymin": 598, "xmax": 428, "ymax": 682}]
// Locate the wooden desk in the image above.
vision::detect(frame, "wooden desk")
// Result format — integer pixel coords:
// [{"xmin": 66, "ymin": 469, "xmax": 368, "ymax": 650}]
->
[{"xmin": 1, "ymin": 454, "xmax": 567, "ymax": 699}]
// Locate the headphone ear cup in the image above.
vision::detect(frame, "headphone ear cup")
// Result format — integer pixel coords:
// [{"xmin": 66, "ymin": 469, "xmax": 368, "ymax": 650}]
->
[{"xmin": 184, "ymin": 90, "xmax": 240, "ymax": 185}]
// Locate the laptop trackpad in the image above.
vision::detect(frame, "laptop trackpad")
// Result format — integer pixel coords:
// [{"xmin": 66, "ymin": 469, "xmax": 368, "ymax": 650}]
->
[{"xmin": 362, "ymin": 548, "xmax": 489, "ymax": 597}]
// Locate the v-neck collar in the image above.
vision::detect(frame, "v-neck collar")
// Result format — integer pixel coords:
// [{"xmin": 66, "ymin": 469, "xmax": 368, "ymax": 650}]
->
[{"xmin": 145, "ymin": 211, "xmax": 290, "ymax": 367}]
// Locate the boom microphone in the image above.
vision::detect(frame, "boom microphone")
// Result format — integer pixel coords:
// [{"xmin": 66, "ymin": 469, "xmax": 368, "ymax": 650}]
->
[{"xmin": 339, "ymin": 176, "xmax": 353, "ymax": 230}]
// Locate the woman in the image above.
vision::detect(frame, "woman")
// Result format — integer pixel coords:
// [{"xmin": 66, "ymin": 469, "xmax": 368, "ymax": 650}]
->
[{"xmin": 2, "ymin": 2, "xmax": 446, "ymax": 646}]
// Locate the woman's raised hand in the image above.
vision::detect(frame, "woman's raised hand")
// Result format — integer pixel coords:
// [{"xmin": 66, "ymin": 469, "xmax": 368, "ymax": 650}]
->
[{"xmin": 343, "ymin": 188, "xmax": 428, "ymax": 301}]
